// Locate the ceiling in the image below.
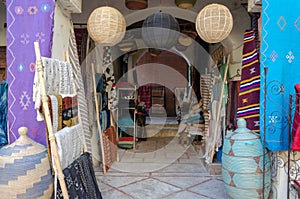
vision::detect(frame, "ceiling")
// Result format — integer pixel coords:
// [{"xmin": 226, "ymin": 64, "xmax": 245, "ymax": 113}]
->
[{"xmin": 72, "ymin": 0, "xmax": 251, "ymax": 57}]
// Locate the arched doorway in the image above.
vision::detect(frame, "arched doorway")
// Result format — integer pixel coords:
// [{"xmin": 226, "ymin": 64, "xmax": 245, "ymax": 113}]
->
[{"xmin": 135, "ymin": 50, "xmax": 189, "ymax": 117}]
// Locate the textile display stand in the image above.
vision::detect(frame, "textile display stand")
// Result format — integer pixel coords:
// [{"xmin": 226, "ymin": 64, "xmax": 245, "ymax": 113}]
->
[
  {"xmin": 34, "ymin": 42, "xmax": 69, "ymax": 199},
  {"xmin": 91, "ymin": 63, "xmax": 107, "ymax": 173},
  {"xmin": 209, "ymin": 54, "xmax": 230, "ymax": 163}
]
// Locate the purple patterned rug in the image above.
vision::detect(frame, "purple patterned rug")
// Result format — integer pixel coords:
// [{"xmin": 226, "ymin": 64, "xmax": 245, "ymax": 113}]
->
[{"xmin": 7, "ymin": 0, "xmax": 55, "ymax": 145}]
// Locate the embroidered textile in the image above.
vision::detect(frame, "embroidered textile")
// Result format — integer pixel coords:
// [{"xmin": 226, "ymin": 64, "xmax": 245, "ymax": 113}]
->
[
  {"xmin": 7, "ymin": 0, "xmax": 55, "ymax": 145},
  {"xmin": 237, "ymin": 30, "xmax": 260, "ymax": 133},
  {"xmin": 56, "ymin": 152, "xmax": 102, "ymax": 199},
  {"xmin": 103, "ymin": 46, "xmax": 117, "ymax": 109},
  {"xmin": 33, "ymin": 57, "xmax": 76, "ymax": 122},
  {"xmin": 62, "ymin": 95, "xmax": 78, "ymax": 128},
  {"xmin": 55, "ymin": 124, "xmax": 84, "ymax": 170},
  {"xmin": 260, "ymin": 0, "xmax": 300, "ymax": 151}
]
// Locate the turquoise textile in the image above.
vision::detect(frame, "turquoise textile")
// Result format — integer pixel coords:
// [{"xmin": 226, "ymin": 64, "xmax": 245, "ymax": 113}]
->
[{"xmin": 260, "ymin": 0, "xmax": 300, "ymax": 150}]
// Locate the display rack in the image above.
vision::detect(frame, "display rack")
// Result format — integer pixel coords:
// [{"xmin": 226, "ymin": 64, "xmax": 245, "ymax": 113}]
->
[
  {"xmin": 34, "ymin": 42, "xmax": 69, "ymax": 199},
  {"xmin": 117, "ymin": 86, "xmax": 137, "ymax": 148},
  {"xmin": 151, "ymin": 85, "xmax": 165, "ymax": 117}
]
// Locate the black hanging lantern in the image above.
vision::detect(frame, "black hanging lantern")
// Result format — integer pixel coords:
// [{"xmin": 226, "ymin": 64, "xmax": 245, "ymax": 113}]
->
[{"xmin": 142, "ymin": 12, "xmax": 180, "ymax": 50}]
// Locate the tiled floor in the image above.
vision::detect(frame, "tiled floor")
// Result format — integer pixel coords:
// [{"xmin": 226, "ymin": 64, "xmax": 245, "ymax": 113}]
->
[{"xmin": 94, "ymin": 137, "xmax": 227, "ymax": 199}]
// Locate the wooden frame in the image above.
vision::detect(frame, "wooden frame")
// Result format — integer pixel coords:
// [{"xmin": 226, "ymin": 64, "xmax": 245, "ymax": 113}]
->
[{"xmin": 34, "ymin": 42, "xmax": 69, "ymax": 199}]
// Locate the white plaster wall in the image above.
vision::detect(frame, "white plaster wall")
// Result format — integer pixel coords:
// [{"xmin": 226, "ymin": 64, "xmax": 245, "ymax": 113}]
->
[
  {"xmin": 0, "ymin": 3, "xmax": 6, "ymax": 46},
  {"xmin": 51, "ymin": 3, "xmax": 72, "ymax": 60}
]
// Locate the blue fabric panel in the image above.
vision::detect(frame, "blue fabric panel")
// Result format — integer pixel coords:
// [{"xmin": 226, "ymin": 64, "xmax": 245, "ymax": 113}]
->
[
  {"xmin": 260, "ymin": 0, "xmax": 300, "ymax": 150},
  {"xmin": 0, "ymin": 80, "xmax": 8, "ymax": 147}
]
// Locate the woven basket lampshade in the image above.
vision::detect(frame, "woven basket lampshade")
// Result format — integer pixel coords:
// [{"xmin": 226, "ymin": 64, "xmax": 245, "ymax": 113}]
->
[
  {"xmin": 118, "ymin": 34, "xmax": 138, "ymax": 55},
  {"xmin": 175, "ymin": 0, "xmax": 196, "ymax": 9},
  {"xmin": 0, "ymin": 127, "xmax": 53, "ymax": 199},
  {"xmin": 195, "ymin": 4, "xmax": 233, "ymax": 43},
  {"xmin": 87, "ymin": 6, "xmax": 126, "ymax": 46},
  {"xmin": 142, "ymin": 12, "xmax": 180, "ymax": 50},
  {"xmin": 175, "ymin": 29, "xmax": 197, "ymax": 51},
  {"xmin": 126, "ymin": 0, "xmax": 148, "ymax": 10}
]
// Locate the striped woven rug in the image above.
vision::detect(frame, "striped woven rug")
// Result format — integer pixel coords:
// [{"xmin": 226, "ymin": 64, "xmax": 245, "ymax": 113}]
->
[
  {"xmin": 236, "ymin": 30, "xmax": 260, "ymax": 133},
  {"xmin": 68, "ymin": 28, "xmax": 92, "ymax": 153}
]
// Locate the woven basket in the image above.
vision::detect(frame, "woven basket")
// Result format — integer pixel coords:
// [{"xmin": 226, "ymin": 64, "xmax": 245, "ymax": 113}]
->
[
  {"xmin": 87, "ymin": 6, "xmax": 126, "ymax": 46},
  {"xmin": 222, "ymin": 119, "xmax": 271, "ymax": 199},
  {"xmin": 0, "ymin": 127, "xmax": 53, "ymax": 199},
  {"xmin": 195, "ymin": 3, "xmax": 233, "ymax": 43}
]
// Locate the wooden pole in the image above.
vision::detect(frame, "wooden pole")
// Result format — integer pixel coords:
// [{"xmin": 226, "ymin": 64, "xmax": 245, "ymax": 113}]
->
[
  {"xmin": 209, "ymin": 54, "xmax": 230, "ymax": 163},
  {"xmin": 34, "ymin": 42, "xmax": 69, "ymax": 199},
  {"xmin": 91, "ymin": 63, "xmax": 107, "ymax": 173}
]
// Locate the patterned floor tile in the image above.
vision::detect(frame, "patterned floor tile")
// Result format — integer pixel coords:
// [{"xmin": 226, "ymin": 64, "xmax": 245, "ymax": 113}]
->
[
  {"xmin": 100, "ymin": 176, "xmax": 148, "ymax": 188},
  {"xmin": 163, "ymin": 190, "xmax": 211, "ymax": 199},
  {"xmin": 101, "ymin": 189, "xmax": 134, "ymax": 199},
  {"xmin": 153, "ymin": 176, "xmax": 212, "ymax": 189},
  {"xmin": 119, "ymin": 178, "xmax": 181, "ymax": 199},
  {"xmin": 188, "ymin": 178, "xmax": 227, "ymax": 199}
]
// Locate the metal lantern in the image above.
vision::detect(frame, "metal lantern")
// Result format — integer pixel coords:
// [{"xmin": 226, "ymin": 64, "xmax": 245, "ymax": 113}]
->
[
  {"xmin": 142, "ymin": 12, "xmax": 180, "ymax": 50},
  {"xmin": 195, "ymin": 3, "xmax": 233, "ymax": 43},
  {"xmin": 87, "ymin": 6, "xmax": 126, "ymax": 46},
  {"xmin": 125, "ymin": 0, "xmax": 148, "ymax": 10},
  {"xmin": 175, "ymin": 0, "xmax": 196, "ymax": 9}
]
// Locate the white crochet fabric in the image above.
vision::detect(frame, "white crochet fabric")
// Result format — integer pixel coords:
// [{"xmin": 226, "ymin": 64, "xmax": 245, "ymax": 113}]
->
[
  {"xmin": 49, "ymin": 95, "xmax": 58, "ymax": 133},
  {"xmin": 55, "ymin": 124, "xmax": 84, "ymax": 169},
  {"xmin": 33, "ymin": 57, "xmax": 75, "ymax": 121}
]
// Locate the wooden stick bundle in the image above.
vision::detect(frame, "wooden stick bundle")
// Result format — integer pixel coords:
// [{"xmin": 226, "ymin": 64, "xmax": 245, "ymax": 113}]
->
[{"xmin": 209, "ymin": 54, "xmax": 230, "ymax": 163}]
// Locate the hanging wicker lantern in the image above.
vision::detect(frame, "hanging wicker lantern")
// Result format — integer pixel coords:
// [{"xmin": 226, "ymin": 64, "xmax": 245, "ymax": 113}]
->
[
  {"xmin": 175, "ymin": 0, "xmax": 196, "ymax": 9},
  {"xmin": 175, "ymin": 29, "xmax": 197, "ymax": 51},
  {"xmin": 118, "ymin": 34, "xmax": 138, "ymax": 55},
  {"xmin": 195, "ymin": 4, "xmax": 233, "ymax": 43},
  {"xmin": 149, "ymin": 48, "xmax": 163, "ymax": 56},
  {"xmin": 142, "ymin": 12, "xmax": 180, "ymax": 50},
  {"xmin": 87, "ymin": 6, "xmax": 126, "ymax": 46},
  {"xmin": 126, "ymin": 0, "xmax": 148, "ymax": 10}
]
